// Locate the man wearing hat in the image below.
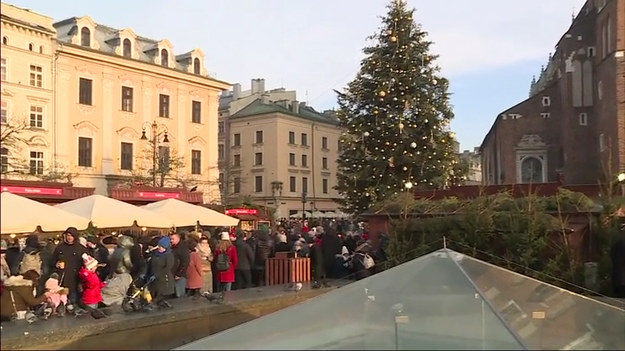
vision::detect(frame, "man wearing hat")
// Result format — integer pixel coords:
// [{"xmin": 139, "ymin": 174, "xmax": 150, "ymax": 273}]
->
[{"xmin": 51, "ymin": 227, "xmax": 88, "ymax": 308}]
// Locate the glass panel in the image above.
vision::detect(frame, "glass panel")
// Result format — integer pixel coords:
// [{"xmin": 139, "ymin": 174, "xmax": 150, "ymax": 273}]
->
[
  {"xmin": 178, "ymin": 250, "xmax": 525, "ymax": 350},
  {"xmin": 456, "ymin": 254, "xmax": 625, "ymax": 350}
]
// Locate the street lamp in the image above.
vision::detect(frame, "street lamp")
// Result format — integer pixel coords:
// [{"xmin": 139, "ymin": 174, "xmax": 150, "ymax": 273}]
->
[
  {"xmin": 404, "ymin": 181, "xmax": 413, "ymax": 190},
  {"xmin": 140, "ymin": 121, "xmax": 169, "ymax": 187}
]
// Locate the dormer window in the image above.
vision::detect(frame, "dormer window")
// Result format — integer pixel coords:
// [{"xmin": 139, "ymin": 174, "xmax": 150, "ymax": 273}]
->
[
  {"xmin": 160, "ymin": 49, "xmax": 168, "ymax": 67},
  {"xmin": 123, "ymin": 39, "xmax": 132, "ymax": 58},
  {"xmin": 81, "ymin": 27, "xmax": 91, "ymax": 47},
  {"xmin": 193, "ymin": 58, "xmax": 200, "ymax": 74}
]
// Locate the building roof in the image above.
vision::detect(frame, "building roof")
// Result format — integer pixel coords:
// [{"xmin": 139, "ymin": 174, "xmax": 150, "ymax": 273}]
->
[
  {"xmin": 178, "ymin": 248, "xmax": 625, "ymax": 350},
  {"xmin": 229, "ymin": 98, "xmax": 339, "ymax": 126},
  {"xmin": 52, "ymin": 16, "xmax": 229, "ymax": 88}
]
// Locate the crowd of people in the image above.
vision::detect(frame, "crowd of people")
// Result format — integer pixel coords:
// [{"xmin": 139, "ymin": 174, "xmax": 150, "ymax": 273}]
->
[{"xmin": 0, "ymin": 218, "xmax": 387, "ymax": 323}]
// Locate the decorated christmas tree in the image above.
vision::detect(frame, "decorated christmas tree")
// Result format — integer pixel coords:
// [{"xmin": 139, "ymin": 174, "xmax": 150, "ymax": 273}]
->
[{"xmin": 335, "ymin": 0, "xmax": 460, "ymax": 214}]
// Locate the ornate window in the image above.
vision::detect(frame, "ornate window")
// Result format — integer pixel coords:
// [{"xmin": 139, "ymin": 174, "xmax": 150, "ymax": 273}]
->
[
  {"xmin": 123, "ymin": 39, "xmax": 132, "ymax": 58},
  {"xmin": 81, "ymin": 27, "xmax": 91, "ymax": 47},
  {"xmin": 160, "ymin": 49, "xmax": 168, "ymax": 67},
  {"xmin": 521, "ymin": 157, "xmax": 543, "ymax": 183},
  {"xmin": 193, "ymin": 58, "xmax": 200, "ymax": 74}
]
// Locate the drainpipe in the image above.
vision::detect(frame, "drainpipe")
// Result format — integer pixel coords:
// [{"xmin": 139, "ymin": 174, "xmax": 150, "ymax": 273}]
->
[
  {"xmin": 52, "ymin": 41, "xmax": 60, "ymax": 173},
  {"xmin": 311, "ymin": 121, "xmax": 316, "ymax": 213}
]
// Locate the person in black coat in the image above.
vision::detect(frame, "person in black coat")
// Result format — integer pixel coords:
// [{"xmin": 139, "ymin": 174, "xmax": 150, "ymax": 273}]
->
[
  {"xmin": 86, "ymin": 235, "xmax": 110, "ymax": 281},
  {"xmin": 321, "ymin": 230, "xmax": 342, "ymax": 279},
  {"xmin": 234, "ymin": 235, "xmax": 254, "ymax": 290},
  {"xmin": 5, "ymin": 239, "xmax": 21, "ymax": 276},
  {"xmin": 51, "ymin": 227, "xmax": 88, "ymax": 306},
  {"xmin": 252, "ymin": 230, "xmax": 272, "ymax": 287},
  {"xmin": 170, "ymin": 233, "xmax": 190, "ymax": 298},
  {"xmin": 150, "ymin": 236, "xmax": 175, "ymax": 309},
  {"xmin": 308, "ymin": 236, "xmax": 326, "ymax": 286}
]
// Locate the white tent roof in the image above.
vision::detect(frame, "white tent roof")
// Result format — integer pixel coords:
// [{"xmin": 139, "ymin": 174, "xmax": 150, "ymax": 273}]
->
[
  {"xmin": 56, "ymin": 194, "xmax": 173, "ymax": 228},
  {"xmin": 1, "ymin": 191, "xmax": 90, "ymax": 234},
  {"xmin": 143, "ymin": 198, "xmax": 239, "ymax": 227},
  {"xmin": 289, "ymin": 211, "xmax": 311, "ymax": 218}
]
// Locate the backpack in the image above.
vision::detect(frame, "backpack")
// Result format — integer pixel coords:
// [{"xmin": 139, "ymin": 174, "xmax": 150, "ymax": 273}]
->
[
  {"xmin": 19, "ymin": 251, "xmax": 42, "ymax": 275},
  {"xmin": 216, "ymin": 251, "xmax": 231, "ymax": 272}
]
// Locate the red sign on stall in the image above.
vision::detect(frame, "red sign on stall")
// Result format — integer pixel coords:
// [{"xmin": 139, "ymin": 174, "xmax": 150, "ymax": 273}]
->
[
  {"xmin": 225, "ymin": 208, "xmax": 258, "ymax": 215},
  {"xmin": 1, "ymin": 186, "xmax": 63, "ymax": 195},
  {"xmin": 137, "ymin": 191, "xmax": 181, "ymax": 199}
]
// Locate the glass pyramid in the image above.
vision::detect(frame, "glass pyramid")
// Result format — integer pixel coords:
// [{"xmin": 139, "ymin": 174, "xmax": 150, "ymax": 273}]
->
[{"xmin": 178, "ymin": 249, "xmax": 625, "ymax": 350}]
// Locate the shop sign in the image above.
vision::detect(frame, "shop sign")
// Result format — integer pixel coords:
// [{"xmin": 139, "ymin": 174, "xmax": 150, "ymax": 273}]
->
[
  {"xmin": 225, "ymin": 208, "xmax": 258, "ymax": 215},
  {"xmin": 1, "ymin": 186, "xmax": 63, "ymax": 195},
  {"xmin": 137, "ymin": 191, "xmax": 181, "ymax": 199}
]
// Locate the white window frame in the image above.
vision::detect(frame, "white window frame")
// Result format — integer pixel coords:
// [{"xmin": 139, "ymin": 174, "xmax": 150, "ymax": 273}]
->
[
  {"xmin": 0, "ymin": 147, "xmax": 8, "ymax": 173},
  {"xmin": 29, "ymin": 105, "xmax": 44, "ymax": 129},
  {"xmin": 1, "ymin": 57, "xmax": 7, "ymax": 81},
  {"xmin": 540, "ymin": 113, "xmax": 550, "ymax": 119},
  {"xmin": 29, "ymin": 64, "xmax": 43, "ymax": 88},
  {"xmin": 218, "ymin": 144, "xmax": 225, "ymax": 161},
  {"xmin": 29, "ymin": 150, "xmax": 44, "ymax": 175},
  {"xmin": 587, "ymin": 46, "xmax": 595, "ymax": 57},
  {"xmin": 191, "ymin": 149, "xmax": 202, "ymax": 175},
  {"xmin": 541, "ymin": 96, "xmax": 551, "ymax": 107},
  {"xmin": 121, "ymin": 86, "xmax": 134, "ymax": 112},
  {"xmin": 599, "ymin": 134, "xmax": 606, "ymax": 152},
  {"xmin": 579, "ymin": 113, "xmax": 588, "ymax": 126}
]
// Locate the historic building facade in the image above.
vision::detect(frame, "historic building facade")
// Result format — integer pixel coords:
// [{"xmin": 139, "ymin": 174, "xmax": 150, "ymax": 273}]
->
[
  {"xmin": 480, "ymin": 0, "xmax": 625, "ymax": 185},
  {"xmin": 221, "ymin": 93, "xmax": 341, "ymax": 217},
  {"xmin": 1, "ymin": 1, "xmax": 230, "ymax": 204},
  {"xmin": 1, "ymin": 3, "xmax": 56, "ymax": 178}
]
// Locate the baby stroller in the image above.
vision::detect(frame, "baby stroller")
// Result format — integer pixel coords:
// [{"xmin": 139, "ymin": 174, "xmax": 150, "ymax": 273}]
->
[{"xmin": 121, "ymin": 275, "xmax": 155, "ymax": 313}]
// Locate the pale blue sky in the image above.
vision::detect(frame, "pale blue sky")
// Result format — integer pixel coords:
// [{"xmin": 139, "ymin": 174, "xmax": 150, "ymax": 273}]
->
[{"xmin": 9, "ymin": 0, "xmax": 585, "ymax": 151}]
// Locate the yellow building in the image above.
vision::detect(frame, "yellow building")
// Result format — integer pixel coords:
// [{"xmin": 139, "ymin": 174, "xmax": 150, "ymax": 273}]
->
[
  {"xmin": 1, "ymin": 3, "xmax": 56, "ymax": 177},
  {"xmin": 1, "ymin": 2, "xmax": 230, "ymax": 203},
  {"xmin": 224, "ymin": 96, "xmax": 342, "ymax": 218}
]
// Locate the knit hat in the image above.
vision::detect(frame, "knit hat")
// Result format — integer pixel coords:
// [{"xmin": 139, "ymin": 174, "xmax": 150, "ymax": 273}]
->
[
  {"xmin": 157, "ymin": 236, "xmax": 171, "ymax": 250},
  {"xmin": 82, "ymin": 253, "xmax": 98, "ymax": 271},
  {"xmin": 220, "ymin": 232, "xmax": 230, "ymax": 241}
]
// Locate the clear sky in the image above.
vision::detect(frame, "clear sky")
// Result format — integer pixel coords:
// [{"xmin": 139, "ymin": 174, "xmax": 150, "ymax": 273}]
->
[{"xmin": 8, "ymin": 0, "xmax": 586, "ymax": 151}]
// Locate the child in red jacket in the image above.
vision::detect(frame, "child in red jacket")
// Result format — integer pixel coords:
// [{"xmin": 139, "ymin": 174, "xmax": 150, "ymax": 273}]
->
[{"xmin": 79, "ymin": 253, "xmax": 105, "ymax": 309}]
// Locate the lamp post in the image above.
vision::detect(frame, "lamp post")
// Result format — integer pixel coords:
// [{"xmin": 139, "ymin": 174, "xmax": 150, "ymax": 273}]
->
[
  {"xmin": 140, "ymin": 121, "xmax": 169, "ymax": 187},
  {"xmin": 271, "ymin": 180, "xmax": 283, "ymax": 219}
]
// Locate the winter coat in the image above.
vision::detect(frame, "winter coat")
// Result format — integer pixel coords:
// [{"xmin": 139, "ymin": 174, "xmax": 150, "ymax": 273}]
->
[
  {"xmin": 197, "ymin": 243, "xmax": 212, "ymax": 272},
  {"xmin": 108, "ymin": 236, "xmax": 134, "ymax": 278},
  {"xmin": 150, "ymin": 251, "xmax": 175, "ymax": 298},
  {"xmin": 0, "ymin": 275, "xmax": 47, "ymax": 320},
  {"xmin": 101, "ymin": 272, "xmax": 132, "ymax": 306},
  {"xmin": 5, "ymin": 246, "xmax": 21, "ymax": 276},
  {"xmin": 79, "ymin": 267, "xmax": 104, "ymax": 305},
  {"xmin": 215, "ymin": 246, "xmax": 238, "ymax": 283},
  {"xmin": 44, "ymin": 276, "xmax": 67, "ymax": 308},
  {"xmin": 1, "ymin": 255, "xmax": 10, "ymax": 281},
  {"xmin": 235, "ymin": 239, "xmax": 254, "ymax": 271},
  {"xmin": 274, "ymin": 242, "xmax": 290, "ymax": 253},
  {"xmin": 52, "ymin": 241, "xmax": 88, "ymax": 295},
  {"xmin": 18, "ymin": 235, "xmax": 43, "ymax": 275},
  {"xmin": 89, "ymin": 243, "xmax": 110, "ymax": 281},
  {"xmin": 129, "ymin": 243, "xmax": 147, "ymax": 279},
  {"xmin": 253, "ymin": 234, "xmax": 272, "ymax": 269},
  {"xmin": 172, "ymin": 241, "xmax": 190, "ymax": 279},
  {"xmin": 186, "ymin": 251, "xmax": 203, "ymax": 290}
]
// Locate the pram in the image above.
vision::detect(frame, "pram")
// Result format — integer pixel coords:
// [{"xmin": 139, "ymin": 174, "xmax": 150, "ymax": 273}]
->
[{"xmin": 121, "ymin": 275, "xmax": 155, "ymax": 313}]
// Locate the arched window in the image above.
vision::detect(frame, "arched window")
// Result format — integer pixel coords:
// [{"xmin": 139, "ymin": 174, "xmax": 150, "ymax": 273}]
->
[
  {"xmin": 2, "ymin": 36, "xmax": 7, "ymax": 45},
  {"xmin": 39, "ymin": 46, "xmax": 44, "ymax": 54},
  {"xmin": 160, "ymin": 49, "xmax": 168, "ymax": 67},
  {"xmin": 193, "ymin": 58, "xmax": 201, "ymax": 74},
  {"xmin": 521, "ymin": 157, "xmax": 543, "ymax": 183},
  {"xmin": 81, "ymin": 27, "xmax": 91, "ymax": 47},
  {"xmin": 122, "ymin": 39, "xmax": 132, "ymax": 58},
  {"xmin": 28, "ymin": 43, "xmax": 33, "ymax": 51}
]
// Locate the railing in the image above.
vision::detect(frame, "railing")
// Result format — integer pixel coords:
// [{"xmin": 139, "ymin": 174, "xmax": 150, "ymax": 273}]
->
[{"xmin": 266, "ymin": 252, "xmax": 311, "ymax": 285}]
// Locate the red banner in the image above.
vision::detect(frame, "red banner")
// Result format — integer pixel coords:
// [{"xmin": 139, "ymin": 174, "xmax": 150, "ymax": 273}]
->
[
  {"xmin": 137, "ymin": 191, "xmax": 181, "ymax": 199},
  {"xmin": 1, "ymin": 186, "xmax": 63, "ymax": 195},
  {"xmin": 225, "ymin": 208, "xmax": 258, "ymax": 215}
]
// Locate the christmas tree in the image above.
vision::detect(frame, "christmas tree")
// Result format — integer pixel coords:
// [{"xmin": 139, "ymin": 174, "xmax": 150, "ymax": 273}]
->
[{"xmin": 335, "ymin": 0, "xmax": 459, "ymax": 214}]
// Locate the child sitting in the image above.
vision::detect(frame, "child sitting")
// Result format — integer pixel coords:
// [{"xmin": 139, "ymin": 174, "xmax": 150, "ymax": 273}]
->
[
  {"xmin": 44, "ymin": 272, "xmax": 69, "ymax": 315},
  {"xmin": 79, "ymin": 254, "xmax": 106, "ymax": 316}
]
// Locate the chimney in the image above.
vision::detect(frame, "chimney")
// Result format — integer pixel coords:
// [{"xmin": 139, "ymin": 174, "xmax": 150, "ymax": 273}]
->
[
  {"xmin": 232, "ymin": 83, "xmax": 241, "ymax": 100},
  {"xmin": 251, "ymin": 78, "xmax": 265, "ymax": 95},
  {"xmin": 260, "ymin": 93, "xmax": 270, "ymax": 104},
  {"xmin": 291, "ymin": 100, "xmax": 299, "ymax": 114}
]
